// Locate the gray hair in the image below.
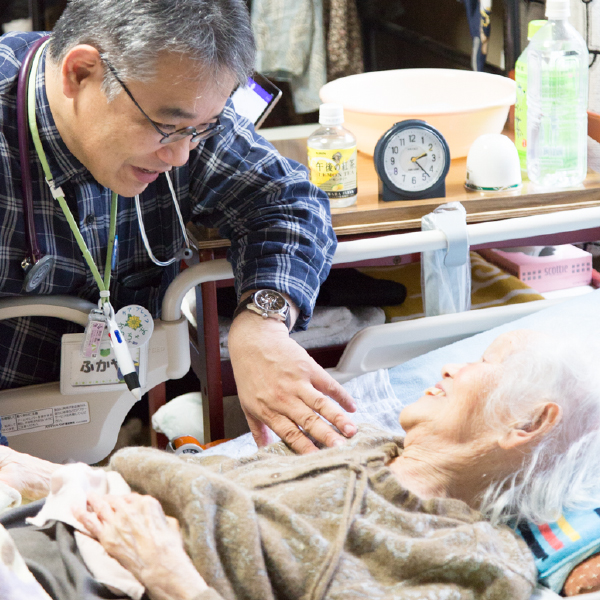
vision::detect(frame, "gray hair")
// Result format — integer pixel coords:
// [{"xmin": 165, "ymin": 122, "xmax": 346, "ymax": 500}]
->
[
  {"xmin": 48, "ymin": 0, "xmax": 255, "ymax": 99},
  {"xmin": 479, "ymin": 331, "xmax": 600, "ymax": 525}
]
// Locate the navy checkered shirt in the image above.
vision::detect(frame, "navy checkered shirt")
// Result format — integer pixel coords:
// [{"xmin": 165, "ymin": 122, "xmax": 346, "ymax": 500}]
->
[{"xmin": 0, "ymin": 31, "xmax": 337, "ymax": 394}]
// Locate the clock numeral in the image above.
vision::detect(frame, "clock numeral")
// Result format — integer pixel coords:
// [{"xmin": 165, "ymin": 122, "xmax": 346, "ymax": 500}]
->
[
  {"xmin": 412, "ymin": 177, "xmax": 416, "ymax": 184},
  {"xmin": 394, "ymin": 167, "xmax": 398, "ymax": 176},
  {"xmin": 430, "ymin": 166, "xmax": 434, "ymax": 172},
  {"xmin": 429, "ymin": 143, "xmax": 433, "ymax": 151},
  {"xmin": 392, "ymin": 145, "xmax": 400, "ymax": 153},
  {"xmin": 422, "ymin": 174, "xmax": 427, "ymax": 181},
  {"xmin": 402, "ymin": 175, "xmax": 406, "ymax": 182},
  {"xmin": 409, "ymin": 135, "xmax": 416, "ymax": 143},
  {"xmin": 390, "ymin": 157, "xmax": 395, "ymax": 165},
  {"xmin": 421, "ymin": 136, "xmax": 425, "ymax": 144},
  {"xmin": 432, "ymin": 154, "xmax": 436, "ymax": 162}
]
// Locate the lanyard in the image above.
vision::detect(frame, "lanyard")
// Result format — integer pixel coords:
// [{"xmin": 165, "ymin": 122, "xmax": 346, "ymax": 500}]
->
[{"xmin": 27, "ymin": 41, "xmax": 117, "ymax": 303}]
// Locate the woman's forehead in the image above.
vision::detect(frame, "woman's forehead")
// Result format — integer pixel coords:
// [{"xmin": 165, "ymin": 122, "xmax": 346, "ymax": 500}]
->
[{"xmin": 484, "ymin": 329, "xmax": 546, "ymax": 361}]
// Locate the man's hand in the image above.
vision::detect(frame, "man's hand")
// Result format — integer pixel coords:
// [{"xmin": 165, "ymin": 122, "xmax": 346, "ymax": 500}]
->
[
  {"xmin": 74, "ymin": 493, "xmax": 207, "ymax": 600},
  {"xmin": 228, "ymin": 310, "xmax": 357, "ymax": 454},
  {"xmin": 0, "ymin": 446, "xmax": 59, "ymax": 501}
]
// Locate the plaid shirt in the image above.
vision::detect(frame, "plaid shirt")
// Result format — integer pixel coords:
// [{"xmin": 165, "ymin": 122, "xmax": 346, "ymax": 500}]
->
[{"xmin": 0, "ymin": 31, "xmax": 337, "ymax": 390}]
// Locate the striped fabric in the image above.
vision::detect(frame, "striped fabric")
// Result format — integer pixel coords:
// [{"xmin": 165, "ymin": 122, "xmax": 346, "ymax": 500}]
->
[
  {"xmin": 517, "ymin": 508, "xmax": 600, "ymax": 593},
  {"xmin": 359, "ymin": 251, "xmax": 544, "ymax": 322},
  {"xmin": 0, "ymin": 31, "xmax": 336, "ymax": 390}
]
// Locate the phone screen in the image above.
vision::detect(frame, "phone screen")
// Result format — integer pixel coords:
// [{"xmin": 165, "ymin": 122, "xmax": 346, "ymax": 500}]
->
[{"xmin": 231, "ymin": 75, "xmax": 282, "ymax": 129}]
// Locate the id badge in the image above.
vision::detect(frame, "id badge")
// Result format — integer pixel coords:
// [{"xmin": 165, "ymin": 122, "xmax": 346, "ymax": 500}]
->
[
  {"xmin": 81, "ymin": 309, "xmax": 106, "ymax": 359},
  {"xmin": 60, "ymin": 333, "xmax": 147, "ymax": 394}
]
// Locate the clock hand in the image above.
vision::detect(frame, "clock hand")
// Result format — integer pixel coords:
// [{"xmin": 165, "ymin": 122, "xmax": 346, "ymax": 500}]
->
[
  {"xmin": 414, "ymin": 160, "xmax": 430, "ymax": 177},
  {"xmin": 411, "ymin": 152, "xmax": 427, "ymax": 162}
]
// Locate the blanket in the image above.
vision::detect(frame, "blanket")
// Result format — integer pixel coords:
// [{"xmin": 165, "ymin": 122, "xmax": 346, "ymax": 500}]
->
[
  {"xmin": 360, "ymin": 251, "xmax": 545, "ymax": 322},
  {"xmin": 109, "ymin": 425, "xmax": 537, "ymax": 600}
]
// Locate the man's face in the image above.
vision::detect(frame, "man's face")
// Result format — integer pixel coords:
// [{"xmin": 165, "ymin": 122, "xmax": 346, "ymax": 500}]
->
[
  {"xmin": 399, "ymin": 330, "xmax": 536, "ymax": 448},
  {"xmin": 63, "ymin": 52, "xmax": 234, "ymax": 197}
]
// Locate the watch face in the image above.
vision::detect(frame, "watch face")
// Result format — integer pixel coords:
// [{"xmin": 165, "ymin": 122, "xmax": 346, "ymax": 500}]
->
[
  {"xmin": 380, "ymin": 125, "xmax": 448, "ymax": 193},
  {"xmin": 254, "ymin": 289, "xmax": 286, "ymax": 312}
]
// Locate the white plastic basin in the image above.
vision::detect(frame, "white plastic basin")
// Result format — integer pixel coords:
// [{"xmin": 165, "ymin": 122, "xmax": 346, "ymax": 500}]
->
[{"xmin": 319, "ymin": 69, "xmax": 516, "ymax": 159}]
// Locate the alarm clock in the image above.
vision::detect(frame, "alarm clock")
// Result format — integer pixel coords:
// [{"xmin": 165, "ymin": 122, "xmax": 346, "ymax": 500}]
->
[{"xmin": 373, "ymin": 119, "xmax": 451, "ymax": 201}]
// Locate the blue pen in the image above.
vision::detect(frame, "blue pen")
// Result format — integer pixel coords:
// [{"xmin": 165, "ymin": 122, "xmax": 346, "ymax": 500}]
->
[
  {"xmin": 111, "ymin": 234, "xmax": 119, "ymax": 271},
  {"xmin": 107, "ymin": 313, "xmax": 142, "ymax": 400}
]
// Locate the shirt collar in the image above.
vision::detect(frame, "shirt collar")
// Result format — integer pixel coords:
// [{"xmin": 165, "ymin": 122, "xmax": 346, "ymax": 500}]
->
[{"xmin": 34, "ymin": 46, "xmax": 92, "ymax": 187}]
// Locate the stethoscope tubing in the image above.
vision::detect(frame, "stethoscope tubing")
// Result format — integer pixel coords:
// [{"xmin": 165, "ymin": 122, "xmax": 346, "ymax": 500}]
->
[
  {"xmin": 17, "ymin": 35, "xmax": 50, "ymax": 266},
  {"xmin": 134, "ymin": 171, "xmax": 193, "ymax": 267}
]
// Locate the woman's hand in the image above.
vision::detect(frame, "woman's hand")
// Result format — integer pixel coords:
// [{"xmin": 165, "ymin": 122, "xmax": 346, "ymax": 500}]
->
[
  {"xmin": 0, "ymin": 446, "xmax": 59, "ymax": 501},
  {"xmin": 74, "ymin": 493, "xmax": 207, "ymax": 600}
]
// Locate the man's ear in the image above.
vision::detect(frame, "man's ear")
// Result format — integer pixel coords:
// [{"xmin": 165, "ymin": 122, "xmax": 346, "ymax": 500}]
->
[
  {"xmin": 499, "ymin": 402, "xmax": 562, "ymax": 450},
  {"xmin": 60, "ymin": 45, "xmax": 104, "ymax": 99}
]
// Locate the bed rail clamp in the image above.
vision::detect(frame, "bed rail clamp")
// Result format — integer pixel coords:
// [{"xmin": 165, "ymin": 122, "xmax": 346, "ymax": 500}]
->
[{"xmin": 423, "ymin": 202, "xmax": 469, "ymax": 267}]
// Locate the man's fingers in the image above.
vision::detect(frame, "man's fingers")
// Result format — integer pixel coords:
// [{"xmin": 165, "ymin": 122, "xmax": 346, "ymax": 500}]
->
[
  {"xmin": 311, "ymin": 368, "xmax": 357, "ymax": 413},
  {"xmin": 244, "ymin": 411, "xmax": 275, "ymax": 447},
  {"xmin": 244, "ymin": 401, "xmax": 318, "ymax": 453},
  {"xmin": 268, "ymin": 414, "xmax": 319, "ymax": 454},
  {"xmin": 297, "ymin": 392, "xmax": 356, "ymax": 442}
]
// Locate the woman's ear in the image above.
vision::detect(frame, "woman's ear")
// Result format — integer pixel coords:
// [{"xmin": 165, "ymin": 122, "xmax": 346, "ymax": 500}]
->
[{"xmin": 499, "ymin": 403, "xmax": 562, "ymax": 450}]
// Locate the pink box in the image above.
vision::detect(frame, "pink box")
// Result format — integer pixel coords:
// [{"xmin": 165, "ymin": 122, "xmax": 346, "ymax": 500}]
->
[{"xmin": 478, "ymin": 245, "xmax": 593, "ymax": 293}]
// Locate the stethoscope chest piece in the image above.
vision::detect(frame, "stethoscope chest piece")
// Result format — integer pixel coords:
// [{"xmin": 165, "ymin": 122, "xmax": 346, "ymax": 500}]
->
[{"xmin": 22, "ymin": 254, "xmax": 55, "ymax": 292}]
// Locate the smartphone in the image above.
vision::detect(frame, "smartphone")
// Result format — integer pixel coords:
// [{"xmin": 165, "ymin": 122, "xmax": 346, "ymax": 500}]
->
[{"xmin": 230, "ymin": 73, "xmax": 282, "ymax": 129}]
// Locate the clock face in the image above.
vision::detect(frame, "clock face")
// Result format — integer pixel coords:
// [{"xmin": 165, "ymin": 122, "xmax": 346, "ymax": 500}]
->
[{"xmin": 381, "ymin": 126, "xmax": 448, "ymax": 193}]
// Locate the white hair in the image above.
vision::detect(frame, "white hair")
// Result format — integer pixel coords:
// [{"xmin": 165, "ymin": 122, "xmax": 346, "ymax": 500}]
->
[{"xmin": 479, "ymin": 331, "xmax": 600, "ymax": 525}]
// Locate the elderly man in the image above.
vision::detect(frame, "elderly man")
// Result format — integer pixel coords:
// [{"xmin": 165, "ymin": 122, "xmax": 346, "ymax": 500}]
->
[{"xmin": 0, "ymin": 0, "xmax": 357, "ymax": 453}]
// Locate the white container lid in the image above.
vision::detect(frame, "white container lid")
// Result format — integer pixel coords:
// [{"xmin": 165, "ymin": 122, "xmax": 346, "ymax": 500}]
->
[
  {"xmin": 319, "ymin": 103, "xmax": 344, "ymax": 125},
  {"xmin": 546, "ymin": 0, "xmax": 570, "ymax": 19}
]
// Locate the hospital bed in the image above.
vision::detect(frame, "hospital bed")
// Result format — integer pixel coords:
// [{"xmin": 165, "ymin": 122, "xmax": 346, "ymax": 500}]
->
[
  {"xmin": 0, "ymin": 208, "xmax": 599, "ymax": 600},
  {"xmin": 0, "ymin": 205, "xmax": 598, "ymax": 466},
  {"xmin": 189, "ymin": 206, "xmax": 600, "ymax": 442}
]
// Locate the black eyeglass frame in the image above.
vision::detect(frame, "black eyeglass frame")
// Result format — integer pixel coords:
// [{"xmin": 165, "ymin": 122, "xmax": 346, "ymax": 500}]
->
[{"xmin": 100, "ymin": 56, "xmax": 225, "ymax": 145}]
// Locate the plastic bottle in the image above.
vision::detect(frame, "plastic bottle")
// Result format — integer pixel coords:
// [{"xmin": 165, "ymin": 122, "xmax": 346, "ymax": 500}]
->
[
  {"xmin": 526, "ymin": 0, "xmax": 589, "ymax": 188},
  {"xmin": 515, "ymin": 20, "xmax": 547, "ymax": 172},
  {"xmin": 167, "ymin": 435, "xmax": 203, "ymax": 455},
  {"xmin": 307, "ymin": 104, "xmax": 358, "ymax": 208}
]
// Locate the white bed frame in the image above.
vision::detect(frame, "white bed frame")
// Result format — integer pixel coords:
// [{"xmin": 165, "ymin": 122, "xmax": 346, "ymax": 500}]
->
[
  {"xmin": 0, "ymin": 206, "xmax": 598, "ymax": 464},
  {"xmin": 169, "ymin": 206, "xmax": 600, "ymax": 385}
]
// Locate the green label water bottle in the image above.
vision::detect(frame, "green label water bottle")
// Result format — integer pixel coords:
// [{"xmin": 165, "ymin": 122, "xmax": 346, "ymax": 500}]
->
[
  {"xmin": 527, "ymin": 0, "xmax": 589, "ymax": 188},
  {"xmin": 515, "ymin": 20, "xmax": 546, "ymax": 173}
]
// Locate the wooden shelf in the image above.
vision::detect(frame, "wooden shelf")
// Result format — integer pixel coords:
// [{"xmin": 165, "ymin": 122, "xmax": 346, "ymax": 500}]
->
[{"xmin": 190, "ymin": 130, "xmax": 600, "ymax": 248}]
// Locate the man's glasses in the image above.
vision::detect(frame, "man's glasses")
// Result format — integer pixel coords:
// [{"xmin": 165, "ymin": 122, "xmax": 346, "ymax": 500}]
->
[{"xmin": 100, "ymin": 56, "xmax": 225, "ymax": 145}]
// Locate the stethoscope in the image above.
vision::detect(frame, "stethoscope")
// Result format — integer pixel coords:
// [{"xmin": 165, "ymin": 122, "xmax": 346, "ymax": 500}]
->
[{"xmin": 17, "ymin": 36, "xmax": 193, "ymax": 293}]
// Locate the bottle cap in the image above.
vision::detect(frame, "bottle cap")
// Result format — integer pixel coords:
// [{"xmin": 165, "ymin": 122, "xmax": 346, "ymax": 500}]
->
[
  {"xmin": 171, "ymin": 435, "xmax": 202, "ymax": 449},
  {"xmin": 527, "ymin": 20, "xmax": 547, "ymax": 39},
  {"xmin": 319, "ymin": 103, "xmax": 344, "ymax": 126},
  {"xmin": 545, "ymin": 0, "xmax": 569, "ymax": 19}
]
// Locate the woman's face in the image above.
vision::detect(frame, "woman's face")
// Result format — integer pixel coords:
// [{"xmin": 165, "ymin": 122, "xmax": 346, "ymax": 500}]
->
[{"xmin": 399, "ymin": 330, "xmax": 534, "ymax": 448}]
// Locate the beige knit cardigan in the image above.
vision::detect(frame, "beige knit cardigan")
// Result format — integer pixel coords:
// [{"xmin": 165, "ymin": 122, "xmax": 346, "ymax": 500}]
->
[{"xmin": 109, "ymin": 425, "xmax": 537, "ymax": 600}]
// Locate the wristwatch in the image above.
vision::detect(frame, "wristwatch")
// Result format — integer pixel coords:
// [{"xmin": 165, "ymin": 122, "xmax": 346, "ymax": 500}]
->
[{"xmin": 232, "ymin": 289, "xmax": 292, "ymax": 330}]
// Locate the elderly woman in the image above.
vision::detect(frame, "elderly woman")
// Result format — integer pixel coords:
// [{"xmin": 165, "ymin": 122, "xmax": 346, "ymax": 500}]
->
[{"xmin": 0, "ymin": 329, "xmax": 599, "ymax": 600}]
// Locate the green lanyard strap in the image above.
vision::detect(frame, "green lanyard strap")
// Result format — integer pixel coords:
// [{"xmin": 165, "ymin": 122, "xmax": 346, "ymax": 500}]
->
[{"xmin": 27, "ymin": 40, "xmax": 117, "ymax": 300}]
